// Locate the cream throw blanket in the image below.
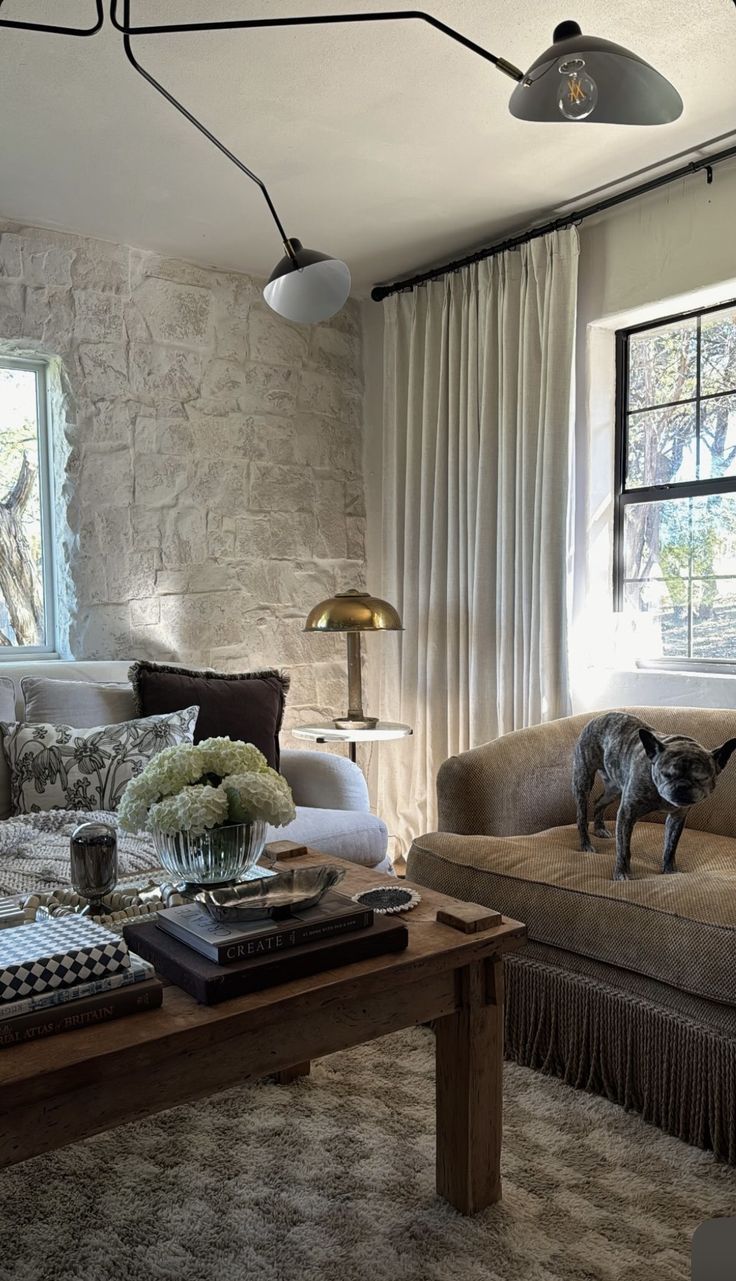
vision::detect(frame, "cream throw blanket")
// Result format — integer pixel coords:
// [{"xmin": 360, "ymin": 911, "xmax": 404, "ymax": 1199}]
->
[{"xmin": 0, "ymin": 811, "xmax": 160, "ymax": 897}]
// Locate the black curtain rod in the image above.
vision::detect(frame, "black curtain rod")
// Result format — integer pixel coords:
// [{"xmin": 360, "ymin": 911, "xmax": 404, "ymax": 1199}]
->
[{"xmin": 370, "ymin": 141, "xmax": 736, "ymax": 302}]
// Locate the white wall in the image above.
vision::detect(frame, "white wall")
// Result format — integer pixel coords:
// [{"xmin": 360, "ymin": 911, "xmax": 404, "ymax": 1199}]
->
[
  {"xmin": 573, "ymin": 157, "xmax": 736, "ymax": 714},
  {"xmin": 362, "ymin": 157, "xmax": 736, "ymax": 724},
  {"xmin": 0, "ymin": 219, "xmax": 367, "ymax": 742}
]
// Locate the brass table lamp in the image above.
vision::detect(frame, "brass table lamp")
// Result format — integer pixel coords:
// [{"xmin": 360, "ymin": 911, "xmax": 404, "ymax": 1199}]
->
[{"xmin": 304, "ymin": 589, "xmax": 402, "ymax": 729}]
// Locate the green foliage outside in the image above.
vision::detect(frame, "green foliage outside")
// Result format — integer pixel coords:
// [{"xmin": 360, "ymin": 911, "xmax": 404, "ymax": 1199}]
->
[{"xmin": 625, "ymin": 308, "xmax": 736, "ymax": 659}]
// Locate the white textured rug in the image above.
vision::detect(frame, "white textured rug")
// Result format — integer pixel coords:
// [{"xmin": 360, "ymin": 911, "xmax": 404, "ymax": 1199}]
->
[{"xmin": 1, "ymin": 1028, "xmax": 734, "ymax": 1281}]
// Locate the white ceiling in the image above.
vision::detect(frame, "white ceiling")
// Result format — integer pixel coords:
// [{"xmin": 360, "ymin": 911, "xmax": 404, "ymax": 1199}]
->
[{"xmin": 1, "ymin": 0, "xmax": 735, "ymax": 295}]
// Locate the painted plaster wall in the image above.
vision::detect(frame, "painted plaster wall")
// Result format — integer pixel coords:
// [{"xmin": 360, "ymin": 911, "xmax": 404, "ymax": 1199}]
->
[{"xmin": 0, "ymin": 218, "xmax": 367, "ymax": 739}]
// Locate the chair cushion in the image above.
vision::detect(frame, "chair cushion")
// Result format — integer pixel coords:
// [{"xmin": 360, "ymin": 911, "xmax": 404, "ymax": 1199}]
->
[
  {"xmin": 408, "ymin": 823, "xmax": 736, "ymax": 1007},
  {"xmin": 129, "ymin": 661, "xmax": 288, "ymax": 770}
]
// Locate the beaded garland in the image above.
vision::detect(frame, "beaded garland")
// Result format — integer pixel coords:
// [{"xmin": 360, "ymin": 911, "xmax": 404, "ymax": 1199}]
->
[{"xmin": 18, "ymin": 883, "xmax": 186, "ymax": 931}]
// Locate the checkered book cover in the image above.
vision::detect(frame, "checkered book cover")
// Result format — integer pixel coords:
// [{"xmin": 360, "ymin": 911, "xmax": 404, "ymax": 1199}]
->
[{"xmin": 0, "ymin": 918, "xmax": 131, "ymax": 1004}]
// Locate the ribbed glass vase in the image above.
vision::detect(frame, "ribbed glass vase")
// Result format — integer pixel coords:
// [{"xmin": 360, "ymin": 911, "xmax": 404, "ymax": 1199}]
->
[{"xmin": 152, "ymin": 820, "xmax": 268, "ymax": 887}]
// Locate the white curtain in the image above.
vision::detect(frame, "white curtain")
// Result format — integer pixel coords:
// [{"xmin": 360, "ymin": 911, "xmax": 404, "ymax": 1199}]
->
[{"xmin": 372, "ymin": 228, "xmax": 579, "ymax": 853}]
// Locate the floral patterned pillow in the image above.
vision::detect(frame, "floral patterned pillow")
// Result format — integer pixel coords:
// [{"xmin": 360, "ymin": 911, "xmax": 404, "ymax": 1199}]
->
[{"xmin": 0, "ymin": 706, "xmax": 199, "ymax": 816}]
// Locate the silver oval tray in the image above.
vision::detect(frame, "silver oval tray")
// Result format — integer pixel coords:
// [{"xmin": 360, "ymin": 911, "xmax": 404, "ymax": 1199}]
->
[{"xmin": 195, "ymin": 864, "xmax": 346, "ymax": 922}]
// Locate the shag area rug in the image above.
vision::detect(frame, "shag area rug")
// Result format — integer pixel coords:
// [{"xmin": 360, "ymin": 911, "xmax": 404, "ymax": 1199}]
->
[{"xmin": 2, "ymin": 1028, "xmax": 734, "ymax": 1281}]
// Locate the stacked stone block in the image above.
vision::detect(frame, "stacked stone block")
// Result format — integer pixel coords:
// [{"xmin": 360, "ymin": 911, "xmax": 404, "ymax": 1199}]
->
[{"xmin": 0, "ymin": 220, "xmax": 367, "ymax": 740}]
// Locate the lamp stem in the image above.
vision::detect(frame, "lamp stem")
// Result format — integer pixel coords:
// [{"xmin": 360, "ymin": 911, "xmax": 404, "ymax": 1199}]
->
[
  {"xmin": 346, "ymin": 632, "xmax": 364, "ymax": 721},
  {"xmin": 0, "ymin": 0, "xmax": 103, "ymax": 35},
  {"xmin": 110, "ymin": 5, "xmax": 525, "ymax": 83},
  {"xmin": 333, "ymin": 632, "xmax": 378, "ymax": 730},
  {"xmin": 119, "ymin": 1, "xmax": 292, "ymax": 250}
]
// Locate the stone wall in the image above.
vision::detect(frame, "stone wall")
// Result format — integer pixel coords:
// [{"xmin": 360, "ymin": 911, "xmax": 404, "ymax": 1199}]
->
[{"xmin": 0, "ymin": 219, "xmax": 366, "ymax": 740}]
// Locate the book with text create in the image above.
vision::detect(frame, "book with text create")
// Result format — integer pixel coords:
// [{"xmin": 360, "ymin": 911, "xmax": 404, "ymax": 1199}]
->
[{"xmin": 156, "ymin": 892, "xmax": 374, "ymax": 964}]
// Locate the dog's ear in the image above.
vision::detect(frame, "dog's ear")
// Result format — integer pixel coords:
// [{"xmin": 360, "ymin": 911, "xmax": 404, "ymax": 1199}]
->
[
  {"xmin": 639, "ymin": 728, "xmax": 663, "ymax": 760},
  {"xmin": 712, "ymin": 739, "xmax": 736, "ymax": 772}
]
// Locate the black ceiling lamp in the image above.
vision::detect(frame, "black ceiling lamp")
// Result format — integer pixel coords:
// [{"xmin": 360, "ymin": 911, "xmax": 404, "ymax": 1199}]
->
[
  {"xmin": 509, "ymin": 20, "xmax": 683, "ymax": 125},
  {"xmin": 1, "ymin": 5, "xmax": 683, "ymax": 323}
]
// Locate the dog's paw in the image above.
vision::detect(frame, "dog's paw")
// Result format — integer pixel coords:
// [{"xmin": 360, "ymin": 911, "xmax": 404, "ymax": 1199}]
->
[
  {"xmin": 580, "ymin": 841, "xmax": 597, "ymax": 854},
  {"xmin": 613, "ymin": 869, "xmax": 631, "ymax": 881},
  {"xmin": 662, "ymin": 864, "xmax": 678, "ymax": 875},
  {"xmin": 593, "ymin": 826, "xmax": 613, "ymax": 839}
]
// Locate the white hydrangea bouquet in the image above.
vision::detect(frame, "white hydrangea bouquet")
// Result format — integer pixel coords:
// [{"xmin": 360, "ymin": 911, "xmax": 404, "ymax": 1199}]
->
[
  {"xmin": 118, "ymin": 738, "xmax": 296, "ymax": 884},
  {"xmin": 119, "ymin": 738, "xmax": 295, "ymax": 834}
]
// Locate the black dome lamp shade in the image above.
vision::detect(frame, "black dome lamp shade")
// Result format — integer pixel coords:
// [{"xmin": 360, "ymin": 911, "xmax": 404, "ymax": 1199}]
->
[
  {"xmin": 263, "ymin": 239, "xmax": 352, "ymax": 324},
  {"xmin": 509, "ymin": 20, "xmax": 683, "ymax": 125}
]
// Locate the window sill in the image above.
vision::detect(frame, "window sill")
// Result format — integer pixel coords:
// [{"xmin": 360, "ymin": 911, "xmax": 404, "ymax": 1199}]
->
[
  {"xmin": 635, "ymin": 658, "xmax": 736, "ymax": 677},
  {"xmin": 0, "ymin": 651, "xmax": 61, "ymax": 664}
]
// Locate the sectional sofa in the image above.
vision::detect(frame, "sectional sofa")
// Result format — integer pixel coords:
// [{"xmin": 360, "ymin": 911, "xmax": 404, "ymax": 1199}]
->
[{"xmin": 0, "ymin": 659, "xmax": 390, "ymax": 872}]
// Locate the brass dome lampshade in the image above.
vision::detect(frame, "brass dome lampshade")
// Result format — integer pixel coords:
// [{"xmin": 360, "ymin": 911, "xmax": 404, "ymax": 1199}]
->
[{"xmin": 304, "ymin": 589, "xmax": 402, "ymax": 729}]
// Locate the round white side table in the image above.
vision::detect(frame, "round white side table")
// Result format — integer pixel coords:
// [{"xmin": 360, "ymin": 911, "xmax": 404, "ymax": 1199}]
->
[{"xmin": 292, "ymin": 721, "xmax": 412, "ymax": 764}]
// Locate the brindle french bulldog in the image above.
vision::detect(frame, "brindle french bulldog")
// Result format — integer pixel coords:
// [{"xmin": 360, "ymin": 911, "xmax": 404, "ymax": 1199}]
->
[{"xmin": 572, "ymin": 712, "xmax": 736, "ymax": 881}]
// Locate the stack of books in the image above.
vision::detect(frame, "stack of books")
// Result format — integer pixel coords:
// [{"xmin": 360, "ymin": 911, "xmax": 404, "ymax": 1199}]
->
[
  {"xmin": 124, "ymin": 889, "xmax": 408, "ymax": 1005},
  {"xmin": 0, "ymin": 916, "xmax": 163, "ymax": 1048}
]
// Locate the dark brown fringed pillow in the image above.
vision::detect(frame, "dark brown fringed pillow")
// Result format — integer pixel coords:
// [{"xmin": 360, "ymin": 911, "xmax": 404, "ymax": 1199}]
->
[{"xmin": 128, "ymin": 661, "xmax": 289, "ymax": 770}]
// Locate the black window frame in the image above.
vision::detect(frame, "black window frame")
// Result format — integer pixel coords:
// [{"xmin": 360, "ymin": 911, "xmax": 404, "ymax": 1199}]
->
[{"xmin": 613, "ymin": 296, "xmax": 736, "ymax": 666}]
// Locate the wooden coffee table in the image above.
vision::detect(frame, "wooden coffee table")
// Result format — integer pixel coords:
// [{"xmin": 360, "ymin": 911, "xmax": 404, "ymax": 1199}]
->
[{"xmin": 0, "ymin": 848, "xmax": 526, "ymax": 1214}]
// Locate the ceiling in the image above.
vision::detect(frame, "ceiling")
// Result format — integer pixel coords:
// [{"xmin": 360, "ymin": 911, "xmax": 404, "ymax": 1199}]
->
[{"xmin": 1, "ymin": 0, "xmax": 735, "ymax": 295}]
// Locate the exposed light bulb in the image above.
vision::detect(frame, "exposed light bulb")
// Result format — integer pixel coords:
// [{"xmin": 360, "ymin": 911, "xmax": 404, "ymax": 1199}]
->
[{"xmin": 557, "ymin": 57, "xmax": 598, "ymax": 121}]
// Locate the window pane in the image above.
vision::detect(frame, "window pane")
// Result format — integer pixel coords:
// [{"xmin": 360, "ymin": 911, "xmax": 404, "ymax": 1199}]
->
[
  {"xmin": 691, "ymin": 578, "xmax": 736, "ymax": 659},
  {"xmin": 623, "ymin": 580, "xmax": 688, "ymax": 658},
  {"xmin": 0, "ymin": 367, "xmax": 46, "ymax": 647},
  {"xmin": 626, "ymin": 403, "xmax": 697, "ymax": 487},
  {"xmin": 700, "ymin": 392, "xmax": 736, "ymax": 480},
  {"xmin": 627, "ymin": 318, "xmax": 697, "ymax": 411},
  {"xmin": 700, "ymin": 307, "xmax": 736, "ymax": 397},
  {"xmin": 623, "ymin": 499, "xmax": 690, "ymax": 580},
  {"xmin": 623, "ymin": 494, "xmax": 736, "ymax": 660}
]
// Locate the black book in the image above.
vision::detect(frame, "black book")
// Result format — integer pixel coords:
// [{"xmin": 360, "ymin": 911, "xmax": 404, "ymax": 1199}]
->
[
  {"xmin": 0, "ymin": 977, "xmax": 163, "ymax": 1048},
  {"xmin": 124, "ymin": 914, "xmax": 408, "ymax": 1005},
  {"xmin": 156, "ymin": 891, "xmax": 373, "ymax": 964}
]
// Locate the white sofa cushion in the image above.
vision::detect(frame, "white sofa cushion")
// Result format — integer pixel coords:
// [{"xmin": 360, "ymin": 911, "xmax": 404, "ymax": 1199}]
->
[
  {"xmin": 267, "ymin": 806, "xmax": 389, "ymax": 869},
  {"xmin": 279, "ymin": 749, "xmax": 369, "ymax": 812},
  {"xmin": 0, "ymin": 661, "xmax": 132, "ymax": 719},
  {"xmin": 22, "ymin": 676, "xmax": 136, "ymax": 727}
]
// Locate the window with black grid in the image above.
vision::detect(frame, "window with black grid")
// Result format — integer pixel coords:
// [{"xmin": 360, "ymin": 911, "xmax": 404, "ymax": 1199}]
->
[{"xmin": 614, "ymin": 299, "xmax": 736, "ymax": 664}]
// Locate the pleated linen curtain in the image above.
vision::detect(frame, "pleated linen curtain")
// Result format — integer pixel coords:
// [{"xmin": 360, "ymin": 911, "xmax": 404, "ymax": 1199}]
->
[{"xmin": 372, "ymin": 228, "xmax": 579, "ymax": 854}]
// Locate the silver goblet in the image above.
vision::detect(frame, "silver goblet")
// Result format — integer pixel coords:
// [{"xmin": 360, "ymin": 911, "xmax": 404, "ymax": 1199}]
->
[{"xmin": 70, "ymin": 821, "xmax": 118, "ymax": 913}]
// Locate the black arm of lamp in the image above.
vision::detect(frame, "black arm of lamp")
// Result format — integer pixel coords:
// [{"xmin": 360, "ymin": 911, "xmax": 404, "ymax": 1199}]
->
[
  {"xmin": 0, "ymin": 0, "xmax": 104, "ymax": 35},
  {"xmin": 105, "ymin": 1, "xmax": 523, "ymax": 325},
  {"xmin": 2, "ymin": 3, "xmax": 683, "ymax": 321}
]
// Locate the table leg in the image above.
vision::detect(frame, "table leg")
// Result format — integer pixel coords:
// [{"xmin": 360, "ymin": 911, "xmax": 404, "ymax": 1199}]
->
[
  {"xmin": 273, "ymin": 1061, "xmax": 311, "ymax": 1085},
  {"xmin": 435, "ymin": 959, "xmax": 504, "ymax": 1214}
]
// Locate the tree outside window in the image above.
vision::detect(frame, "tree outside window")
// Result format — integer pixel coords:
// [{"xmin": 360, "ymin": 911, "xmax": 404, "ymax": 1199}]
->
[{"xmin": 0, "ymin": 360, "xmax": 55, "ymax": 652}]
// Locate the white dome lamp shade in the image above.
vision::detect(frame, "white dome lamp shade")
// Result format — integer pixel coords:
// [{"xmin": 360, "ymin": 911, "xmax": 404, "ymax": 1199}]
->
[
  {"xmin": 263, "ymin": 239, "xmax": 352, "ymax": 324},
  {"xmin": 509, "ymin": 20, "xmax": 683, "ymax": 125}
]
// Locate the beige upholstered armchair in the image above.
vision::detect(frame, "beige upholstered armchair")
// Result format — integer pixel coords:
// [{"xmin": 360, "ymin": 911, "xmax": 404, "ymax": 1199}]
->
[
  {"xmin": 406, "ymin": 706, "xmax": 736, "ymax": 1163},
  {"xmin": 435, "ymin": 706, "xmax": 736, "ymax": 840}
]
